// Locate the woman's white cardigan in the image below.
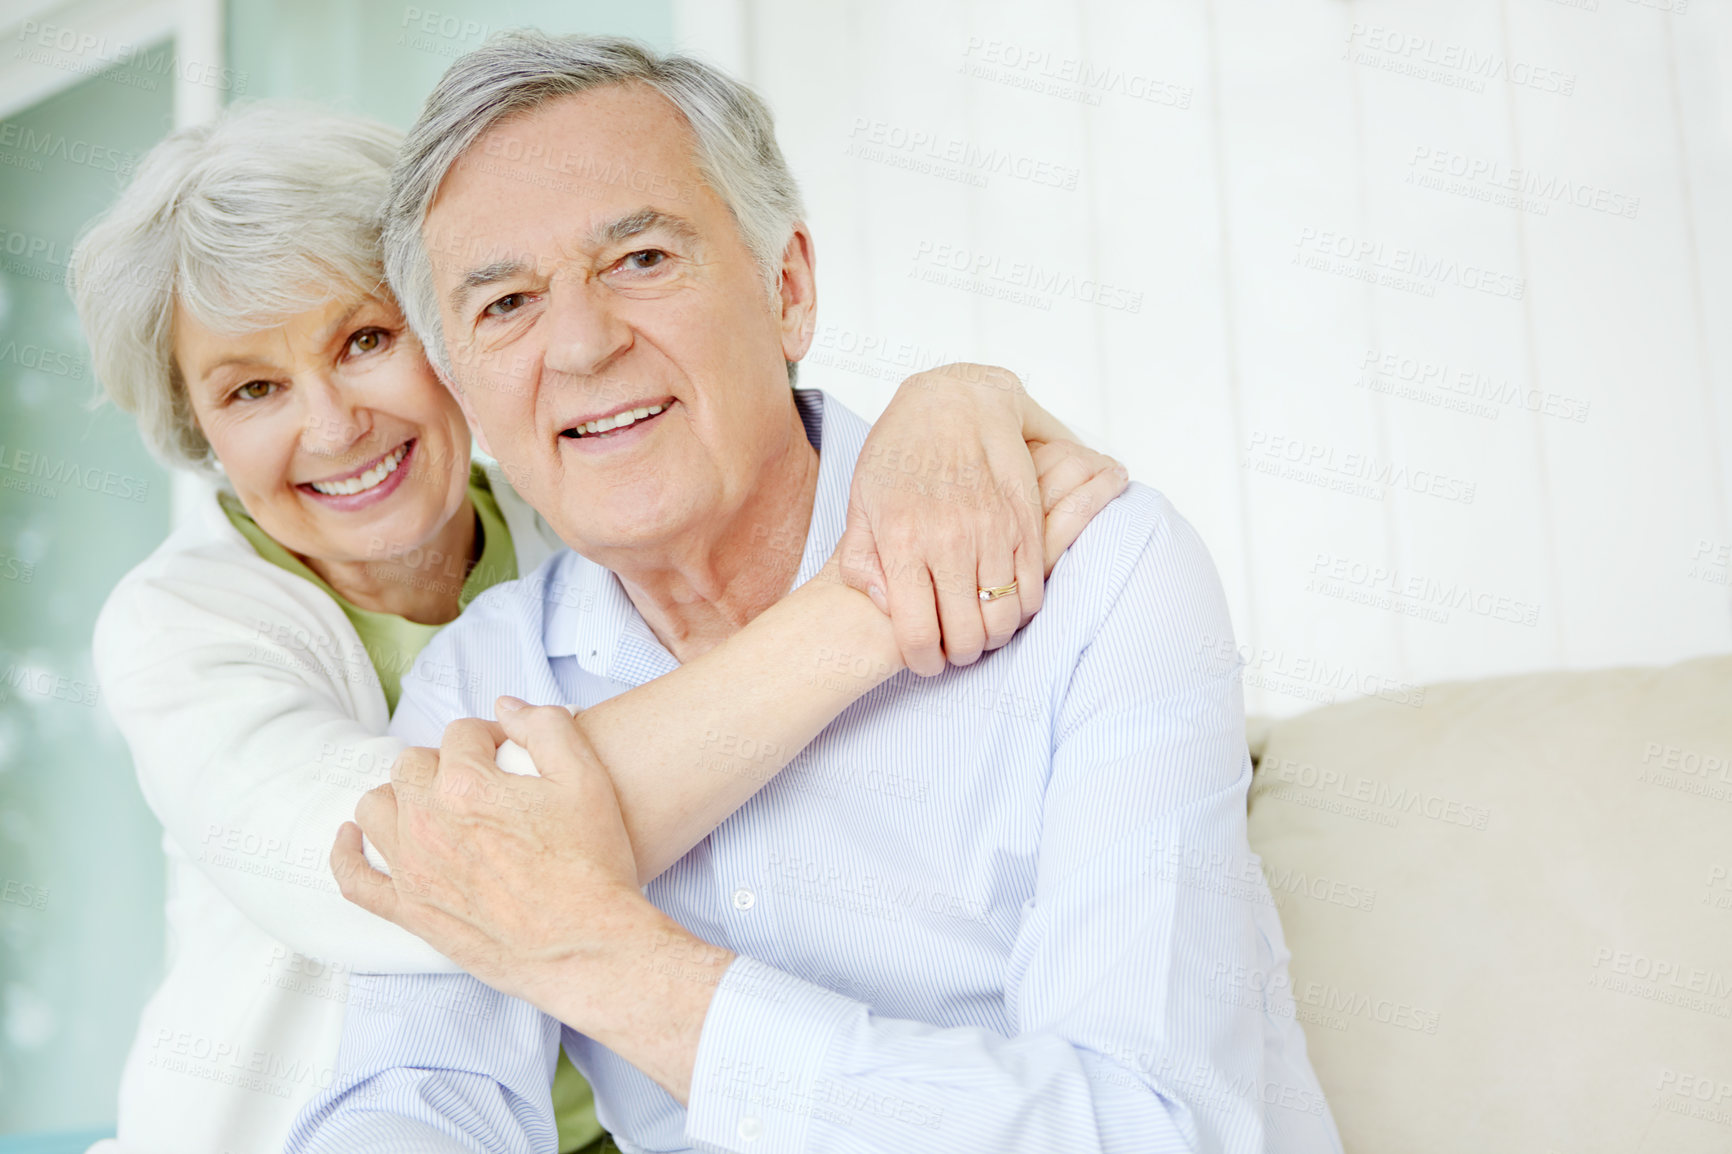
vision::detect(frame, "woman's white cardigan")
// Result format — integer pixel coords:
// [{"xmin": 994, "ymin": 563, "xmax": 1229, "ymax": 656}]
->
[{"xmin": 88, "ymin": 468, "xmax": 563, "ymax": 1154}]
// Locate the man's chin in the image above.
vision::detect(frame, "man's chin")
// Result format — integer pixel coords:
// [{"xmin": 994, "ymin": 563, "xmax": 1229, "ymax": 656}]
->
[{"xmin": 550, "ymin": 503, "xmax": 690, "ymax": 557}]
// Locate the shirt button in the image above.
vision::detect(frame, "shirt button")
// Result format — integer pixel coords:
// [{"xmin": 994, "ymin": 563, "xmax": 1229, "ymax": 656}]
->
[
  {"xmin": 732, "ymin": 886, "xmax": 756, "ymax": 911},
  {"xmin": 738, "ymin": 1115, "xmax": 763, "ymax": 1141}
]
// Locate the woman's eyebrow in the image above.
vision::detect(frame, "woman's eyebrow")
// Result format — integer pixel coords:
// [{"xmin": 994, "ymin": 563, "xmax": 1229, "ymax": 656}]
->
[
  {"xmin": 191, "ymin": 354, "xmax": 272, "ymax": 385},
  {"xmin": 312, "ymin": 301, "xmax": 368, "ymax": 347}
]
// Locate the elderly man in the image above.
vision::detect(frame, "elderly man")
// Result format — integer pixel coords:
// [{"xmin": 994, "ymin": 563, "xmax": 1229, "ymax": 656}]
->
[{"xmin": 287, "ymin": 32, "xmax": 1339, "ymax": 1154}]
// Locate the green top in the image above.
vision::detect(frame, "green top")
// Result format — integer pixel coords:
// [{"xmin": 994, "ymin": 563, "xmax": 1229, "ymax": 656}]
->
[
  {"xmin": 220, "ymin": 464, "xmax": 610, "ymax": 1154},
  {"xmin": 218, "ymin": 463, "xmax": 517, "ymax": 712}
]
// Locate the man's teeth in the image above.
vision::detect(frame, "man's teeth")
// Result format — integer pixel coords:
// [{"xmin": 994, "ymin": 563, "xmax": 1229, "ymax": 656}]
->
[
  {"xmin": 310, "ymin": 443, "xmax": 409, "ymax": 496},
  {"xmin": 573, "ymin": 403, "xmax": 665, "ymax": 437}
]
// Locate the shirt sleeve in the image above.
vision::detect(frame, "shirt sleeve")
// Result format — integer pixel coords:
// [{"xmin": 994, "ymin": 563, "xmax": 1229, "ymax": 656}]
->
[
  {"xmin": 388, "ymin": 620, "xmax": 475, "ymax": 748},
  {"xmin": 681, "ymin": 510, "xmax": 1341, "ymax": 1154},
  {"xmin": 283, "ymin": 971, "xmax": 562, "ymax": 1154},
  {"xmin": 94, "ymin": 562, "xmax": 456, "ymax": 974}
]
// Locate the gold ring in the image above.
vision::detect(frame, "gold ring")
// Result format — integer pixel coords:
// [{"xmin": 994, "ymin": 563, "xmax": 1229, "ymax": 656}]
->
[{"xmin": 978, "ymin": 582, "xmax": 1018, "ymax": 603}]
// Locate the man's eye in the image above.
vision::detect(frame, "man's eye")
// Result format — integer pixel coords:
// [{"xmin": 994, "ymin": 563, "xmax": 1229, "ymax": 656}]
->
[
  {"xmin": 619, "ymin": 249, "xmax": 668, "ymax": 272},
  {"xmin": 233, "ymin": 380, "xmax": 278, "ymax": 402},
  {"xmin": 485, "ymin": 292, "xmax": 528, "ymax": 317},
  {"xmin": 346, "ymin": 328, "xmax": 390, "ymax": 357}
]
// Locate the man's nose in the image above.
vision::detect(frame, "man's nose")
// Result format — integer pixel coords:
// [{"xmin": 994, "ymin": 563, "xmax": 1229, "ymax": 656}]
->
[
  {"xmin": 296, "ymin": 375, "xmax": 371, "ymax": 455},
  {"xmin": 542, "ymin": 279, "xmax": 633, "ymax": 379}
]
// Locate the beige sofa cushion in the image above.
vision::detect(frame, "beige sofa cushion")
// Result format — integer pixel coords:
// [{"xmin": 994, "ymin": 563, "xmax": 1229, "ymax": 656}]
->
[{"xmin": 1246, "ymin": 655, "xmax": 1732, "ymax": 1154}]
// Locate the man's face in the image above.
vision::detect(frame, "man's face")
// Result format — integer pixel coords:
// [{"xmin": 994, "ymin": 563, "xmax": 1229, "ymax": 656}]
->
[{"xmin": 422, "ymin": 82, "xmax": 816, "ymax": 557}]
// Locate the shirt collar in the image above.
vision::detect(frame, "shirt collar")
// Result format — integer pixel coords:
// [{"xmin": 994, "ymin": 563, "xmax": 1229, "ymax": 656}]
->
[{"xmin": 545, "ymin": 388, "xmax": 869, "ymax": 684}]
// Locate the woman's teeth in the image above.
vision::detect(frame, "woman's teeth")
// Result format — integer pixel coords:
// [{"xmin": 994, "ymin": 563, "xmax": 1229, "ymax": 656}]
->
[
  {"xmin": 309, "ymin": 443, "xmax": 409, "ymax": 496},
  {"xmin": 574, "ymin": 402, "xmax": 665, "ymax": 437}
]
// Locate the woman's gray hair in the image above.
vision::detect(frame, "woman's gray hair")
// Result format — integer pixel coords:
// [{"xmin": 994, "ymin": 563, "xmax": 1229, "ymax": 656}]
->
[
  {"xmin": 68, "ymin": 103, "xmax": 404, "ymax": 472},
  {"xmin": 384, "ymin": 31, "xmax": 805, "ymax": 377}
]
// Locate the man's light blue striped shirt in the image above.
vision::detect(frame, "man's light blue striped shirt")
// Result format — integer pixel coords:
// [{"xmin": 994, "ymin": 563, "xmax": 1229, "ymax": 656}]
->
[{"xmin": 286, "ymin": 389, "xmax": 1341, "ymax": 1154}]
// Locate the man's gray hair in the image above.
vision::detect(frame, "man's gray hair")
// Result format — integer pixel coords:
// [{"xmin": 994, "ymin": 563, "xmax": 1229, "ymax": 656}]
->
[
  {"xmin": 385, "ymin": 31, "xmax": 806, "ymax": 378},
  {"xmin": 68, "ymin": 102, "xmax": 403, "ymax": 472}
]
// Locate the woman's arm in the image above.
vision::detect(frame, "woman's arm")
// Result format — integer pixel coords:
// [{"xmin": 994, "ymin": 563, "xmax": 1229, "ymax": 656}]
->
[
  {"xmin": 469, "ymin": 433, "xmax": 1129, "ymax": 884},
  {"xmin": 94, "ymin": 563, "xmax": 458, "ymax": 972},
  {"xmin": 336, "ymin": 431, "xmax": 1130, "ymax": 977},
  {"xmin": 572, "ymin": 568, "xmax": 894, "ymax": 882},
  {"xmin": 104, "ymin": 374, "xmax": 1117, "ymax": 975}
]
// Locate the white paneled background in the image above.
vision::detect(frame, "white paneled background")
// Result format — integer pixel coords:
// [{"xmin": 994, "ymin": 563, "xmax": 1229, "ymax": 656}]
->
[{"xmin": 675, "ymin": 0, "xmax": 1732, "ymax": 718}]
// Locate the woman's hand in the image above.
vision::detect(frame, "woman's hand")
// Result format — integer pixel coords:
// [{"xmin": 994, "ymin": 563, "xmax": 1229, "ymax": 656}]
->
[
  {"xmin": 1030, "ymin": 438, "xmax": 1130, "ymax": 573},
  {"xmin": 836, "ymin": 363, "xmax": 1125, "ymax": 675}
]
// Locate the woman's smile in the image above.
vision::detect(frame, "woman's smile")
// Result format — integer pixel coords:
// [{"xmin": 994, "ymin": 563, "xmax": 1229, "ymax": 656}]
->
[{"xmin": 299, "ymin": 438, "xmax": 416, "ymax": 509}]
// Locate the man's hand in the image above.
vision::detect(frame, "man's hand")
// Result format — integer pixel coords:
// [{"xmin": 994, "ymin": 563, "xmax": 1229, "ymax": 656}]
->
[{"xmin": 331, "ymin": 700, "xmax": 732, "ymax": 1102}]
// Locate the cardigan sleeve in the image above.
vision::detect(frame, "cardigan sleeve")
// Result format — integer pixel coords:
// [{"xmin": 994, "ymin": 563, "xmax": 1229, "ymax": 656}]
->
[{"xmin": 94, "ymin": 541, "xmax": 459, "ymax": 974}]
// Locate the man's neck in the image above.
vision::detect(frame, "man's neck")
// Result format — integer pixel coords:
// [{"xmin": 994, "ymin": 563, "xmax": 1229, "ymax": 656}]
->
[{"xmin": 608, "ymin": 401, "xmax": 821, "ymax": 664}]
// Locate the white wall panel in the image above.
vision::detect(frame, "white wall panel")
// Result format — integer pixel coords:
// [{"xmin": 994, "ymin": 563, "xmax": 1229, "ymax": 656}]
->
[{"xmin": 679, "ymin": 0, "xmax": 1732, "ymax": 716}]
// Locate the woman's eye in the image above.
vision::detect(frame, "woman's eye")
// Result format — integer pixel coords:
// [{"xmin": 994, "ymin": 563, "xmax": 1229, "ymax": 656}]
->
[
  {"xmin": 620, "ymin": 249, "xmax": 667, "ymax": 272},
  {"xmin": 346, "ymin": 327, "xmax": 389, "ymax": 357},
  {"xmin": 485, "ymin": 292, "xmax": 528, "ymax": 317},
  {"xmin": 233, "ymin": 380, "xmax": 277, "ymax": 402}
]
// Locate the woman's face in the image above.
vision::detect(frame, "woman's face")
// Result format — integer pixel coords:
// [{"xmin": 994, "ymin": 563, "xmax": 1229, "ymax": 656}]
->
[{"xmin": 174, "ymin": 289, "xmax": 472, "ymax": 568}]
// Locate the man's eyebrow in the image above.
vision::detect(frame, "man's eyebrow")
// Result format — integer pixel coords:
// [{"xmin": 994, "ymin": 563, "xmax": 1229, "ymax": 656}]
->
[
  {"xmin": 449, "ymin": 258, "xmax": 531, "ymax": 316},
  {"xmin": 447, "ymin": 211, "xmax": 699, "ymax": 316},
  {"xmin": 588, "ymin": 208, "xmax": 699, "ymax": 248}
]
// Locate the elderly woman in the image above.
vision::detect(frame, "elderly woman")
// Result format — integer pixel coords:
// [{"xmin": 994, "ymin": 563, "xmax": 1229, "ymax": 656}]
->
[{"xmin": 70, "ymin": 102, "xmax": 1122, "ymax": 1154}]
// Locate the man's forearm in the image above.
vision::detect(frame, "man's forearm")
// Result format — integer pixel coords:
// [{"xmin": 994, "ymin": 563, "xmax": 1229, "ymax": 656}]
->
[
  {"xmin": 575, "ymin": 575, "xmax": 901, "ymax": 883},
  {"xmin": 523, "ymin": 903, "xmax": 733, "ymax": 1106}
]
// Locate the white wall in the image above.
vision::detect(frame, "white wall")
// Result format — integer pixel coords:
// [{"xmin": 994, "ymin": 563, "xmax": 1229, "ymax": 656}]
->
[{"xmin": 677, "ymin": 0, "xmax": 1732, "ymax": 717}]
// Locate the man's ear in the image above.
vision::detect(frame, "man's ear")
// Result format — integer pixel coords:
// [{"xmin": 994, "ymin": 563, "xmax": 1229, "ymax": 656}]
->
[
  {"xmin": 776, "ymin": 222, "xmax": 817, "ymax": 366},
  {"xmin": 434, "ymin": 357, "xmax": 495, "ymax": 459}
]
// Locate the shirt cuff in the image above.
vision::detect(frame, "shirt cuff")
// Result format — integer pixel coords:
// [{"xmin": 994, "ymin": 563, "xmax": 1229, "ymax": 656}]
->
[{"xmin": 683, "ymin": 954, "xmax": 864, "ymax": 1153}]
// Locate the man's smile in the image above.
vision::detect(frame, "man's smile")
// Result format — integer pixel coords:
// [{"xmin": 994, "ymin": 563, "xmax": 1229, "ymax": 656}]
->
[{"xmin": 558, "ymin": 397, "xmax": 677, "ymax": 448}]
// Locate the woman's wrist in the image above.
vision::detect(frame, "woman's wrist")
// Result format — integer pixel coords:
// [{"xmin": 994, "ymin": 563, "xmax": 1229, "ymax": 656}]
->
[{"xmin": 797, "ymin": 563, "xmax": 906, "ymax": 680}]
